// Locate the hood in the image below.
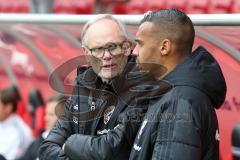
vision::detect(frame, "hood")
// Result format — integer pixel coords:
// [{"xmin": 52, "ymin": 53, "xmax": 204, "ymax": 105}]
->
[{"xmin": 164, "ymin": 46, "xmax": 227, "ymax": 109}]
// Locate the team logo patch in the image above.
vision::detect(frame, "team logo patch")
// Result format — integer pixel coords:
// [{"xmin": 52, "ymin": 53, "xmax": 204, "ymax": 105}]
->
[
  {"xmin": 73, "ymin": 116, "xmax": 78, "ymax": 124},
  {"xmin": 103, "ymin": 106, "xmax": 115, "ymax": 125},
  {"xmin": 73, "ymin": 105, "xmax": 78, "ymax": 110}
]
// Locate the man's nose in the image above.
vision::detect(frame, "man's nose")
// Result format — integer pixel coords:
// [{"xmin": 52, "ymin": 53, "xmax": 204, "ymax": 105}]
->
[{"xmin": 102, "ymin": 49, "xmax": 113, "ymax": 60}]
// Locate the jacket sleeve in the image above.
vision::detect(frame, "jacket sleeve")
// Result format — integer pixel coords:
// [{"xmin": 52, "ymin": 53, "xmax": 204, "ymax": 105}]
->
[
  {"xmin": 64, "ymin": 106, "xmax": 147, "ymax": 160},
  {"xmin": 39, "ymin": 98, "xmax": 74, "ymax": 160},
  {"xmin": 151, "ymin": 98, "xmax": 202, "ymax": 160}
]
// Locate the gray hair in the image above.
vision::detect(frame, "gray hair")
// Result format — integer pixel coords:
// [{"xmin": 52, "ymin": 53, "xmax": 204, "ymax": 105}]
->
[{"xmin": 81, "ymin": 14, "xmax": 132, "ymax": 46}]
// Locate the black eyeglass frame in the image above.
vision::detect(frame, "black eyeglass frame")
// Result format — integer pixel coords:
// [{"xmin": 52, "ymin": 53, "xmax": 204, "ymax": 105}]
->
[{"xmin": 85, "ymin": 40, "xmax": 132, "ymax": 58}]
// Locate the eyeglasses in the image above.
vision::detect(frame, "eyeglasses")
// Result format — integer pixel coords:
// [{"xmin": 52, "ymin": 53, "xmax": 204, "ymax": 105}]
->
[{"xmin": 86, "ymin": 41, "xmax": 131, "ymax": 58}]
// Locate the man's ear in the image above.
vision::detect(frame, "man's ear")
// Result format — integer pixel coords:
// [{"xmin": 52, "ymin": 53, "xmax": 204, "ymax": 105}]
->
[{"xmin": 159, "ymin": 39, "xmax": 171, "ymax": 56}]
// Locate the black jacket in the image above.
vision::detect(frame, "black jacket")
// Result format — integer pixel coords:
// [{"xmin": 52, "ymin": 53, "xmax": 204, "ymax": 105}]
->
[
  {"xmin": 129, "ymin": 46, "xmax": 227, "ymax": 160},
  {"xmin": 39, "ymin": 57, "xmax": 171, "ymax": 160},
  {"xmin": 39, "ymin": 66, "xmax": 131, "ymax": 160},
  {"xmin": 62, "ymin": 79, "xmax": 172, "ymax": 160},
  {"xmin": 18, "ymin": 132, "xmax": 45, "ymax": 160}
]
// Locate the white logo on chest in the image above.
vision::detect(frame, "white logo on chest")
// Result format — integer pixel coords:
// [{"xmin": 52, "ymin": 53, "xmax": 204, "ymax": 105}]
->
[
  {"xmin": 215, "ymin": 129, "xmax": 220, "ymax": 141},
  {"xmin": 133, "ymin": 144, "xmax": 142, "ymax": 151},
  {"xmin": 137, "ymin": 119, "xmax": 148, "ymax": 139}
]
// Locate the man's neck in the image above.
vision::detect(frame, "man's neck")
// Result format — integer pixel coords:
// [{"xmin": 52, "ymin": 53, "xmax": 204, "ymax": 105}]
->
[{"xmin": 156, "ymin": 54, "xmax": 186, "ymax": 80}]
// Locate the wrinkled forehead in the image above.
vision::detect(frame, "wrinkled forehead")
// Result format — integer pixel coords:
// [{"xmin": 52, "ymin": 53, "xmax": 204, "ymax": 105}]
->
[{"xmin": 86, "ymin": 19, "xmax": 125, "ymax": 48}]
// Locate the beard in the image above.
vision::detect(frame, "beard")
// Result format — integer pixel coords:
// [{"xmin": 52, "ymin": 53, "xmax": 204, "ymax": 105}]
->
[{"xmin": 86, "ymin": 54, "xmax": 128, "ymax": 81}]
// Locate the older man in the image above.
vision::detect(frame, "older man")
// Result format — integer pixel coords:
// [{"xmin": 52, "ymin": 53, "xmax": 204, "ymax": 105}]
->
[{"xmin": 39, "ymin": 14, "xmax": 140, "ymax": 160}]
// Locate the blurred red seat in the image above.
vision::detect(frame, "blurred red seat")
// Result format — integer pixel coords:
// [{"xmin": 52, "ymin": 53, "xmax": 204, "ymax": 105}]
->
[
  {"xmin": 0, "ymin": 0, "xmax": 11, "ymax": 13},
  {"xmin": 17, "ymin": 0, "xmax": 30, "ymax": 13},
  {"xmin": 0, "ymin": 0, "xmax": 29, "ymax": 13},
  {"xmin": 186, "ymin": 0, "xmax": 209, "ymax": 14},
  {"xmin": 112, "ymin": 0, "xmax": 146, "ymax": 14},
  {"xmin": 54, "ymin": 0, "xmax": 94, "ymax": 14},
  {"xmin": 99, "ymin": 0, "xmax": 113, "ymax": 4},
  {"xmin": 114, "ymin": 0, "xmax": 128, "ymax": 3},
  {"xmin": 99, "ymin": 0, "xmax": 128, "ymax": 4},
  {"xmin": 231, "ymin": 0, "xmax": 240, "ymax": 13},
  {"xmin": 54, "ymin": 0, "xmax": 76, "ymax": 14},
  {"xmin": 146, "ymin": 0, "xmax": 166, "ymax": 11},
  {"xmin": 208, "ymin": 0, "xmax": 233, "ymax": 13},
  {"xmin": 166, "ymin": 0, "xmax": 187, "ymax": 12},
  {"xmin": 74, "ymin": 0, "xmax": 95, "ymax": 14}
]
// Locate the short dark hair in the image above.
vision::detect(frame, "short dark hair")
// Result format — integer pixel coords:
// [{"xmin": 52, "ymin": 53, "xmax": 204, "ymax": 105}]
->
[
  {"xmin": 141, "ymin": 8, "xmax": 195, "ymax": 54},
  {"xmin": 0, "ymin": 88, "xmax": 18, "ymax": 113}
]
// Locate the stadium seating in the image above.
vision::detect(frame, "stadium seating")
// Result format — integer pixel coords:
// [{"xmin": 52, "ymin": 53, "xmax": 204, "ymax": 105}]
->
[
  {"xmin": 74, "ymin": 0, "xmax": 95, "ymax": 14},
  {"xmin": 165, "ymin": 0, "xmax": 187, "ymax": 12},
  {"xmin": 16, "ymin": 0, "xmax": 29, "ymax": 13},
  {"xmin": 186, "ymin": 0, "xmax": 209, "ymax": 14},
  {"xmin": 54, "ymin": 0, "xmax": 94, "ymax": 14},
  {"xmin": 99, "ymin": 0, "xmax": 113, "ymax": 4},
  {"xmin": 114, "ymin": 0, "xmax": 129, "ymax": 3},
  {"xmin": 146, "ymin": 0, "xmax": 166, "ymax": 11},
  {"xmin": 112, "ymin": 0, "xmax": 146, "ymax": 14},
  {"xmin": 208, "ymin": 0, "xmax": 233, "ymax": 13},
  {"xmin": 0, "ymin": 0, "xmax": 240, "ymax": 14},
  {"xmin": 231, "ymin": 0, "xmax": 240, "ymax": 13},
  {"xmin": 0, "ymin": 0, "xmax": 29, "ymax": 13},
  {"xmin": 54, "ymin": 0, "xmax": 76, "ymax": 14},
  {"xmin": 0, "ymin": 0, "xmax": 12, "ymax": 13},
  {"xmin": 87, "ymin": 0, "xmax": 128, "ymax": 5}
]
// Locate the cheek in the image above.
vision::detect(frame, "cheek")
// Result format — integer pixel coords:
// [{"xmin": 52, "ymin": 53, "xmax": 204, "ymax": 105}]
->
[
  {"xmin": 114, "ymin": 55, "xmax": 128, "ymax": 70},
  {"xmin": 87, "ymin": 56, "xmax": 102, "ymax": 69},
  {"xmin": 138, "ymin": 47, "xmax": 148, "ymax": 62}
]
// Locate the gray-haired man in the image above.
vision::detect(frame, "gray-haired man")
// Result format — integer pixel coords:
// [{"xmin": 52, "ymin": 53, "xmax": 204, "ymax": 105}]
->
[{"xmin": 39, "ymin": 14, "xmax": 148, "ymax": 160}]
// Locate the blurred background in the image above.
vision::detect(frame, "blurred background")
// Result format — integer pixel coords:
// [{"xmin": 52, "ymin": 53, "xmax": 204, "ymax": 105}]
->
[
  {"xmin": 0, "ymin": 0, "xmax": 240, "ymax": 160},
  {"xmin": 0, "ymin": 0, "xmax": 240, "ymax": 14}
]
